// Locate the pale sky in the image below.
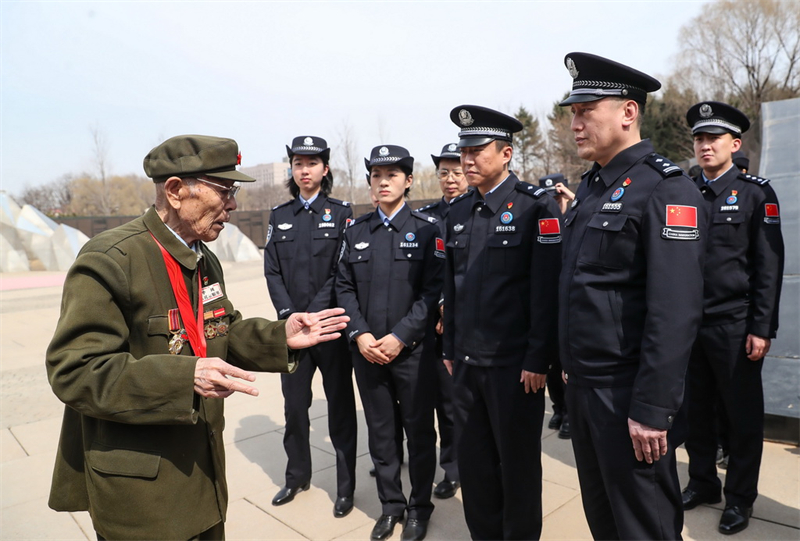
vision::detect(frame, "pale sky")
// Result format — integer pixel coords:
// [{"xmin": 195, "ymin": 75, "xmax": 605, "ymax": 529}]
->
[{"xmin": 1, "ymin": 0, "xmax": 708, "ymax": 196}]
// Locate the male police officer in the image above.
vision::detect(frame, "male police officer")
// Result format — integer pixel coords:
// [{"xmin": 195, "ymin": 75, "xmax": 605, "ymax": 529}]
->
[
  {"xmin": 46, "ymin": 135, "xmax": 349, "ymax": 540},
  {"xmin": 443, "ymin": 106, "xmax": 562, "ymax": 540},
  {"xmin": 418, "ymin": 143, "xmax": 469, "ymax": 499},
  {"xmin": 557, "ymin": 53, "xmax": 707, "ymax": 540},
  {"xmin": 264, "ymin": 136, "xmax": 358, "ymax": 517},
  {"xmin": 681, "ymin": 102, "xmax": 784, "ymax": 535}
]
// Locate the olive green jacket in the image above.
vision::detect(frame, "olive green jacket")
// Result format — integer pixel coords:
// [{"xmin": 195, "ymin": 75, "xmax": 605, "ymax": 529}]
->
[{"xmin": 46, "ymin": 207, "xmax": 296, "ymax": 540}]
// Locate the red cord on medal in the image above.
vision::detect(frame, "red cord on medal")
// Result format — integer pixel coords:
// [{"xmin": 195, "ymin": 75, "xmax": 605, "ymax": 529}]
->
[{"xmin": 150, "ymin": 233, "xmax": 207, "ymax": 357}]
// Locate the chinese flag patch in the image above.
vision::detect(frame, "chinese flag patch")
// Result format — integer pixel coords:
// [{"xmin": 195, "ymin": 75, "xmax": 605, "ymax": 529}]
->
[
  {"xmin": 765, "ymin": 203, "xmax": 779, "ymax": 217},
  {"xmin": 538, "ymin": 218, "xmax": 561, "ymax": 235},
  {"xmin": 436, "ymin": 237, "xmax": 445, "ymax": 251},
  {"xmin": 665, "ymin": 205, "xmax": 697, "ymax": 228}
]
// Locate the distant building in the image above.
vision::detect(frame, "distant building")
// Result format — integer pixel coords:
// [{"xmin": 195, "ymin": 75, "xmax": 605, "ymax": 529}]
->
[{"xmin": 240, "ymin": 158, "xmax": 291, "ymax": 186}]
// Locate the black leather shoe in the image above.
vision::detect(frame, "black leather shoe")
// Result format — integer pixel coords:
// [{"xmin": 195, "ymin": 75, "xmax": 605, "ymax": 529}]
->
[
  {"xmin": 370, "ymin": 466, "xmax": 377, "ymax": 477},
  {"xmin": 681, "ymin": 487, "xmax": 721, "ymax": 510},
  {"xmin": 371, "ymin": 515, "xmax": 403, "ymax": 540},
  {"xmin": 271, "ymin": 482, "xmax": 310, "ymax": 506},
  {"xmin": 401, "ymin": 518, "xmax": 429, "ymax": 541},
  {"xmin": 548, "ymin": 412, "xmax": 564, "ymax": 430},
  {"xmin": 333, "ymin": 496, "xmax": 354, "ymax": 518},
  {"xmin": 558, "ymin": 415, "xmax": 571, "ymax": 439},
  {"xmin": 719, "ymin": 505, "xmax": 752, "ymax": 535},
  {"xmin": 433, "ymin": 479, "xmax": 460, "ymax": 499}
]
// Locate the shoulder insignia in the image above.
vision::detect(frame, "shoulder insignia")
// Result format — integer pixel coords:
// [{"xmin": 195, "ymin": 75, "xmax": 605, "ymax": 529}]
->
[
  {"xmin": 645, "ymin": 153, "xmax": 683, "ymax": 177},
  {"xmin": 353, "ymin": 213, "xmax": 372, "ymax": 225},
  {"xmin": 418, "ymin": 202, "xmax": 436, "ymax": 212},
  {"xmin": 271, "ymin": 200, "xmax": 293, "ymax": 211},
  {"xmin": 743, "ymin": 173, "xmax": 770, "ymax": 185},
  {"xmin": 515, "ymin": 181, "xmax": 545, "ymax": 198},
  {"xmin": 328, "ymin": 197, "xmax": 351, "ymax": 207},
  {"xmin": 412, "ymin": 210, "xmax": 438, "ymax": 224},
  {"xmin": 450, "ymin": 191, "xmax": 472, "ymax": 205}
]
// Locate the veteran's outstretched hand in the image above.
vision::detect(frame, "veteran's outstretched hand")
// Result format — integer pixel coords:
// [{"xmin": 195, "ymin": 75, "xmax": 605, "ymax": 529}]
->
[{"xmin": 286, "ymin": 307, "xmax": 349, "ymax": 350}]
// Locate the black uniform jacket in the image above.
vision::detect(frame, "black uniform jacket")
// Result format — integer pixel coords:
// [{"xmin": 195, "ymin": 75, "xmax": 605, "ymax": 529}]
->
[
  {"xmin": 694, "ymin": 167, "xmax": 784, "ymax": 338},
  {"xmin": 559, "ymin": 140, "xmax": 707, "ymax": 430},
  {"xmin": 264, "ymin": 195, "xmax": 352, "ymax": 318},
  {"xmin": 335, "ymin": 204, "xmax": 445, "ymax": 350},
  {"xmin": 442, "ymin": 173, "xmax": 562, "ymax": 373}
]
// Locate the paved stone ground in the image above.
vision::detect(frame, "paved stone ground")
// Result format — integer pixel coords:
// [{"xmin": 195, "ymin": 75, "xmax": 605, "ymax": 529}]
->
[{"xmin": 1, "ymin": 261, "xmax": 798, "ymax": 540}]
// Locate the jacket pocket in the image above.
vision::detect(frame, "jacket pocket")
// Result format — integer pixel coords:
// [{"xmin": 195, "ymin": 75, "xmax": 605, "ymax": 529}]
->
[
  {"xmin": 579, "ymin": 213, "xmax": 633, "ymax": 270},
  {"xmin": 87, "ymin": 442, "xmax": 160, "ymax": 478}
]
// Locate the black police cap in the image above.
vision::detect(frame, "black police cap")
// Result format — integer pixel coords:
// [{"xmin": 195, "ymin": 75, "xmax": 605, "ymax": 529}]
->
[
  {"xmin": 539, "ymin": 173, "xmax": 568, "ymax": 191},
  {"xmin": 686, "ymin": 101, "xmax": 750, "ymax": 138},
  {"xmin": 449, "ymin": 105, "xmax": 523, "ymax": 147},
  {"xmin": 431, "ymin": 143, "xmax": 461, "ymax": 168},
  {"xmin": 286, "ymin": 135, "xmax": 331, "ymax": 162},
  {"xmin": 364, "ymin": 145, "xmax": 414, "ymax": 174},
  {"xmin": 559, "ymin": 52, "xmax": 661, "ymax": 106},
  {"xmin": 733, "ymin": 150, "xmax": 750, "ymax": 171}
]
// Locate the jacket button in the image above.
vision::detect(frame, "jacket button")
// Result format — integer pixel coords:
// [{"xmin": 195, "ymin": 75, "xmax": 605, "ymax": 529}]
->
[
  {"xmin": 407, "ymin": 253, "xmax": 412, "ymax": 258},
  {"xmin": 727, "ymin": 217, "xmax": 732, "ymax": 222},
  {"xmin": 465, "ymin": 356, "xmax": 470, "ymax": 361},
  {"xmin": 668, "ymin": 415, "xmax": 674, "ymax": 423},
  {"xmin": 357, "ymin": 255, "xmax": 362, "ymax": 260},
  {"xmin": 281, "ymin": 235, "xmax": 286, "ymax": 240},
  {"xmin": 603, "ymin": 221, "xmax": 609, "ymax": 227},
  {"xmin": 503, "ymin": 240, "xmax": 508, "ymax": 245},
  {"xmin": 325, "ymin": 233, "xmax": 329, "ymax": 237}
]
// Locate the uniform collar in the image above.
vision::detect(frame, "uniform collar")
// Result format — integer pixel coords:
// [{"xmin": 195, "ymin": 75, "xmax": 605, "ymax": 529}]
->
[
  {"xmin": 596, "ymin": 139, "xmax": 654, "ymax": 187},
  {"xmin": 478, "ymin": 172, "xmax": 518, "ymax": 214},
  {"xmin": 699, "ymin": 164, "xmax": 739, "ymax": 196},
  {"xmin": 370, "ymin": 203, "xmax": 411, "ymax": 232},
  {"xmin": 292, "ymin": 194, "xmax": 326, "ymax": 215},
  {"xmin": 144, "ymin": 206, "xmax": 200, "ymax": 270}
]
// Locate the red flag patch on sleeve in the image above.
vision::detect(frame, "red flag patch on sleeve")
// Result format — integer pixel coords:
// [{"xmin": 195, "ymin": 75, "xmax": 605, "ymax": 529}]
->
[
  {"xmin": 665, "ymin": 205, "xmax": 697, "ymax": 228},
  {"xmin": 436, "ymin": 237, "xmax": 445, "ymax": 252},
  {"xmin": 765, "ymin": 203, "xmax": 779, "ymax": 217},
  {"xmin": 538, "ymin": 218, "xmax": 561, "ymax": 235}
]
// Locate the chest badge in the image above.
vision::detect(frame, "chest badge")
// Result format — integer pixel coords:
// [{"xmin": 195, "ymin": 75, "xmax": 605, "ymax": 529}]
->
[
  {"xmin": 500, "ymin": 212, "xmax": 513, "ymax": 224},
  {"xmin": 355, "ymin": 242, "xmax": 369, "ymax": 250},
  {"xmin": 454, "ymin": 223, "xmax": 464, "ymax": 232},
  {"xmin": 405, "ymin": 232, "xmax": 416, "ymax": 242},
  {"xmin": 610, "ymin": 187, "xmax": 625, "ymax": 202},
  {"xmin": 322, "ymin": 209, "xmax": 332, "ymax": 222},
  {"xmin": 726, "ymin": 192, "xmax": 738, "ymax": 205},
  {"xmin": 622, "ymin": 177, "xmax": 632, "ymax": 187},
  {"xmin": 277, "ymin": 223, "xmax": 293, "ymax": 230},
  {"xmin": 507, "ymin": 202, "xmax": 514, "ymax": 209}
]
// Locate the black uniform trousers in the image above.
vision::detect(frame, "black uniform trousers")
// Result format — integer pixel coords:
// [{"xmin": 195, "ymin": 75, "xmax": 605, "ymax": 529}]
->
[
  {"xmin": 566, "ymin": 384, "xmax": 684, "ymax": 540},
  {"xmin": 434, "ymin": 350, "xmax": 459, "ymax": 482},
  {"xmin": 546, "ymin": 358, "xmax": 566, "ymax": 416},
  {"xmin": 685, "ymin": 319, "xmax": 764, "ymax": 507},
  {"xmin": 281, "ymin": 337, "xmax": 357, "ymax": 497},
  {"xmin": 352, "ymin": 347, "xmax": 437, "ymax": 520},
  {"xmin": 453, "ymin": 361, "xmax": 545, "ymax": 540}
]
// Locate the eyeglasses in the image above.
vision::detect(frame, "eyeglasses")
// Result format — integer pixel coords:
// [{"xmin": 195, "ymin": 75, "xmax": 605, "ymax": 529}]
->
[
  {"xmin": 437, "ymin": 169, "xmax": 465, "ymax": 180},
  {"xmin": 194, "ymin": 177, "xmax": 241, "ymax": 200}
]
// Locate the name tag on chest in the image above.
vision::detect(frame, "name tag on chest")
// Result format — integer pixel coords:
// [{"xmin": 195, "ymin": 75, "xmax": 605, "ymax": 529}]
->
[{"xmin": 202, "ymin": 283, "xmax": 224, "ymax": 304}]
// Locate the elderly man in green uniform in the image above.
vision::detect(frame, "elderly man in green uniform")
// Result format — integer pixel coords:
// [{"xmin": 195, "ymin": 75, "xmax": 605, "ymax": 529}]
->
[{"xmin": 45, "ymin": 134, "xmax": 349, "ymax": 541}]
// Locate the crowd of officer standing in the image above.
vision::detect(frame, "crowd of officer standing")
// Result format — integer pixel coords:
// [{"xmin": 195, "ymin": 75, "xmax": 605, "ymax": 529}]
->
[{"xmin": 262, "ymin": 51, "xmax": 784, "ymax": 541}]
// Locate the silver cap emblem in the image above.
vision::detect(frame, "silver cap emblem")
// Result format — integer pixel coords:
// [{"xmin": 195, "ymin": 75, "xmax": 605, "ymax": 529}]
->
[
  {"xmin": 545, "ymin": 179, "xmax": 553, "ymax": 187},
  {"xmin": 303, "ymin": 136, "xmax": 314, "ymax": 146},
  {"xmin": 700, "ymin": 104, "xmax": 713, "ymax": 118},
  {"xmin": 379, "ymin": 146, "xmax": 390, "ymax": 156},
  {"xmin": 448, "ymin": 144, "xmax": 457, "ymax": 152},
  {"xmin": 566, "ymin": 57, "xmax": 579, "ymax": 79},
  {"xmin": 458, "ymin": 109, "xmax": 474, "ymax": 126}
]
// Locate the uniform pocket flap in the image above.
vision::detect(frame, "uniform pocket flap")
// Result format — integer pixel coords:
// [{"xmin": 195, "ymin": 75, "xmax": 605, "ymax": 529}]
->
[
  {"xmin": 273, "ymin": 231, "xmax": 295, "ymax": 242},
  {"xmin": 713, "ymin": 213, "xmax": 746, "ymax": 224},
  {"xmin": 395, "ymin": 248, "xmax": 424, "ymax": 260},
  {"xmin": 147, "ymin": 315, "xmax": 169, "ymax": 337},
  {"xmin": 587, "ymin": 213, "xmax": 628, "ymax": 232},
  {"xmin": 87, "ymin": 443, "xmax": 160, "ymax": 478},
  {"xmin": 487, "ymin": 234, "xmax": 523, "ymax": 248},
  {"xmin": 448, "ymin": 235, "xmax": 469, "ymax": 249},
  {"xmin": 313, "ymin": 229, "xmax": 338, "ymax": 240},
  {"xmin": 349, "ymin": 250, "xmax": 371, "ymax": 263}
]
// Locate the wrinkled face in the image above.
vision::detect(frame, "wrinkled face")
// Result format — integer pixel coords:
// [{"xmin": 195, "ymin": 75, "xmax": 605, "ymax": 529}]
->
[
  {"xmin": 437, "ymin": 158, "xmax": 467, "ymax": 201},
  {"xmin": 291, "ymin": 154, "xmax": 328, "ymax": 197},
  {"xmin": 693, "ymin": 132, "xmax": 739, "ymax": 175},
  {"xmin": 179, "ymin": 176, "xmax": 238, "ymax": 243},
  {"xmin": 460, "ymin": 142, "xmax": 510, "ymax": 191},
  {"xmin": 569, "ymin": 98, "xmax": 627, "ymax": 166},
  {"xmin": 369, "ymin": 165, "xmax": 412, "ymax": 208}
]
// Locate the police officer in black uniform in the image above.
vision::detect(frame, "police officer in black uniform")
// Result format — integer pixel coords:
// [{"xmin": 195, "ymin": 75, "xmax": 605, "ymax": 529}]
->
[
  {"xmin": 264, "ymin": 136, "xmax": 358, "ymax": 517},
  {"xmin": 417, "ymin": 143, "xmax": 468, "ymax": 500},
  {"xmin": 442, "ymin": 106, "xmax": 561, "ymax": 540},
  {"xmin": 681, "ymin": 102, "xmax": 784, "ymax": 535},
  {"xmin": 336, "ymin": 145, "xmax": 444, "ymax": 541},
  {"xmin": 557, "ymin": 53, "xmax": 707, "ymax": 540}
]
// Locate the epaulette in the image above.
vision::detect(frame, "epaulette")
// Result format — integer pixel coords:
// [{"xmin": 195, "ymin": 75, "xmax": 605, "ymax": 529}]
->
[
  {"xmin": 516, "ymin": 181, "xmax": 546, "ymax": 198},
  {"xmin": 449, "ymin": 191, "xmax": 472, "ymax": 205},
  {"xmin": 412, "ymin": 209, "xmax": 438, "ymax": 224},
  {"xmin": 271, "ymin": 200, "xmax": 293, "ymax": 211},
  {"xmin": 742, "ymin": 173, "xmax": 770, "ymax": 185},
  {"xmin": 645, "ymin": 153, "xmax": 684, "ymax": 177},
  {"xmin": 418, "ymin": 201, "xmax": 438, "ymax": 212},
  {"xmin": 352, "ymin": 213, "xmax": 372, "ymax": 225},
  {"xmin": 328, "ymin": 197, "xmax": 351, "ymax": 207}
]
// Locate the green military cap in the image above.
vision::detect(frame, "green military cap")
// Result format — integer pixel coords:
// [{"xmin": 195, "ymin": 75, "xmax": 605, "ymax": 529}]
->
[{"xmin": 143, "ymin": 134, "xmax": 256, "ymax": 183}]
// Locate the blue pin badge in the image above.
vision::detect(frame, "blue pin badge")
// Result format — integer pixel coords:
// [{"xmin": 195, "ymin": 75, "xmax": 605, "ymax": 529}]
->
[
  {"xmin": 610, "ymin": 187, "xmax": 625, "ymax": 202},
  {"xmin": 322, "ymin": 208, "xmax": 332, "ymax": 222},
  {"xmin": 726, "ymin": 194, "xmax": 738, "ymax": 205},
  {"xmin": 500, "ymin": 211, "xmax": 513, "ymax": 224},
  {"xmin": 405, "ymin": 232, "xmax": 416, "ymax": 242}
]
